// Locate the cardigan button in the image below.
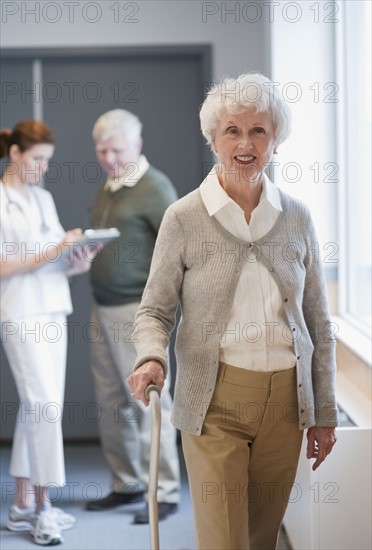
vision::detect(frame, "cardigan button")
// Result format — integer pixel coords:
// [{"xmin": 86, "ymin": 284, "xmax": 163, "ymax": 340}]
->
[
  {"xmin": 270, "ymin": 267, "xmax": 274, "ymax": 272},
  {"xmin": 284, "ymin": 298, "xmax": 288, "ymax": 302},
  {"xmin": 298, "ymin": 384, "xmax": 302, "ymax": 388},
  {"xmin": 297, "ymin": 355, "xmax": 300, "ymax": 360}
]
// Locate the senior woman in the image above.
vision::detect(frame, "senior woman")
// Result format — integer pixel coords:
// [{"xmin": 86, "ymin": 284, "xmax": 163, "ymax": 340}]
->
[{"xmin": 128, "ymin": 73, "xmax": 338, "ymax": 550}]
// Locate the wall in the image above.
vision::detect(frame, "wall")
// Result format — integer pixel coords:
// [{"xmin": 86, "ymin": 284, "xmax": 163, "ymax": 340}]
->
[
  {"xmin": 1, "ymin": 0, "xmax": 270, "ymax": 79},
  {"xmin": 269, "ymin": 0, "xmax": 339, "ymax": 275}
]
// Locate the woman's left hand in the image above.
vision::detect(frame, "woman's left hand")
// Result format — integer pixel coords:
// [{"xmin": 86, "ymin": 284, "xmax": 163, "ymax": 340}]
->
[
  {"xmin": 65, "ymin": 244, "xmax": 102, "ymax": 276},
  {"xmin": 306, "ymin": 426, "xmax": 337, "ymax": 471}
]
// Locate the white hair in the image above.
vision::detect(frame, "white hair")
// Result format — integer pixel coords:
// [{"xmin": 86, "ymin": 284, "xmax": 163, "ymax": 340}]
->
[
  {"xmin": 92, "ymin": 109, "xmax": 143, "ymax": 142},
  {"xmin": 199, "ymin": 73, "xmax": 292, "ymax": 149}
]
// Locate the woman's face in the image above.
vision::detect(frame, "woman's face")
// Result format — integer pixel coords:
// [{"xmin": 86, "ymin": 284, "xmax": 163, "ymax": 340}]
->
[
  {"xmin": 213, "ymin": 108, "xmax": 276, "ymax": 187},
  {"xmin": 10, "ymin": 143, "xmax": 55, "ymax": 184}
]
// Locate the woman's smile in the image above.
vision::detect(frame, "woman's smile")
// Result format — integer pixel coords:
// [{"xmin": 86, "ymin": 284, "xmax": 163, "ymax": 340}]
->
[{"xmin": 235, "ymin": 155, "xmax": 256, "ymax": 165}]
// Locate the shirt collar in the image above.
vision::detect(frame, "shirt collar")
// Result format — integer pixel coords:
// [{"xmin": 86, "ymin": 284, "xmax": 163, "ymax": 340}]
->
[
  {"xmin": 104, "ymin": 154, "xmax": 150, "ymax": 193},
  {"xmin": 200, "ymin": 167, "xmax": 282, "ymax": 216},
  {"xmin": 260, "ymin": 172, "xmax": 282, "ymax": 211}
]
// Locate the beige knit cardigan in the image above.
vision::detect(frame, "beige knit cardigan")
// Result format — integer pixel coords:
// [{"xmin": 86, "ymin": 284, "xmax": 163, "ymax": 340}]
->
[{"xmin": 134, "ymin": 188, "xmax": 338, "ymax": 435}]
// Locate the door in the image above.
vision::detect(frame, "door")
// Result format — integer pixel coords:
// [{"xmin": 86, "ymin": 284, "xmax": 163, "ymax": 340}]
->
[{"xmin": 0, "ymin": 46, "xmax": 212, "ymax": 439}]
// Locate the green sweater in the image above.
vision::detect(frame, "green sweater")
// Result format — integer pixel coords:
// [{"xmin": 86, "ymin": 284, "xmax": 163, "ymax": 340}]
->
[{"xmin": 90, "ymin": 166, "xmax": 178, "ymax": 305}]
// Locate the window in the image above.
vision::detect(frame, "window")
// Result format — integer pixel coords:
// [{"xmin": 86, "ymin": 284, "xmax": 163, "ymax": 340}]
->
[{"xmin": 337, "ymin": 1, "xmax": 372, "ymax": 337}]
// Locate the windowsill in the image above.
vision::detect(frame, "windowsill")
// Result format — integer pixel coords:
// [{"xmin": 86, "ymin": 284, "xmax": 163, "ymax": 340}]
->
[
  {"xmin": 336, "ymin": 371, "xmax": 371, "ymax": 428},
  {"xmin": 332, "ymin": 315, "xmax": 372, "ymax": 428},
  {"xmin": 332, "ymin": 315, "xmax": 371, "ymax": 366}
]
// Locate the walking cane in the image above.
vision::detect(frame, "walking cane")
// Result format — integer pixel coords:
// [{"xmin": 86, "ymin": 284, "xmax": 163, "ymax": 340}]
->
[{"xmin": 145, "ymin": 384, "xmax": 162, "ymax": 550}]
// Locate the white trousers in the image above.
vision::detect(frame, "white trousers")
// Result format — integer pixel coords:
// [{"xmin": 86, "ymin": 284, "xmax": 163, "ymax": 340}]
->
[
  {"xmin": 2, "ymin": 313, "xmax": 67, "ymax": 486},
  {"xmin": 90, "ymin": 302, "xmax": 180, "ymax": 503}
]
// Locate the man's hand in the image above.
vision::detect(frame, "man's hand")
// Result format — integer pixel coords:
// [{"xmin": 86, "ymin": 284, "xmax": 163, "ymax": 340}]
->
[
  {"xmin": 306, "ymin": 426, "xmax": 337, "ymax": 471},
  {"xmin": 127, "ymin": 360, "xmax": 165, "ymax": 406}
]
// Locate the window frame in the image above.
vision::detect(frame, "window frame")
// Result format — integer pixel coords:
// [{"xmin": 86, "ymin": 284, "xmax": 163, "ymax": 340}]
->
[{"xmin": 335, "ymin": 1, "xmax": 372, "ymax": 340}]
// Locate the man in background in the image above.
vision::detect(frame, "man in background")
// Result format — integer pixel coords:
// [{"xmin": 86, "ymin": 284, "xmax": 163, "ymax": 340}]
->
[{"xmin": 86, "ymin": 109, "xmax": 180, "ymax": 524}]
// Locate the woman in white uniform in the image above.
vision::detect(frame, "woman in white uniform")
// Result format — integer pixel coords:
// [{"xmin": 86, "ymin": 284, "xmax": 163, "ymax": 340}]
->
[{"xmin": 0, "ymin": 120, "xmax": 94, "ymax": 546}]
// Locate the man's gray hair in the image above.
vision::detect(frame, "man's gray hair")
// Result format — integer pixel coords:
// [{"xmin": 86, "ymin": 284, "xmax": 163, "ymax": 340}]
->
[{"xmin": 92, "ymin": 109, "xmax": 143, "ymax": 142}]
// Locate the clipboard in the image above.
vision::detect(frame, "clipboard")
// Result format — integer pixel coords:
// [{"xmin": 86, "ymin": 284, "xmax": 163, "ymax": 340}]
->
[
  {"xmin": 76, "ymin": 227, "xmax": 120, "ymax": 247},
  {"xmin": 61, "ymin": 227, "xmax": 120, "ymax": 260}
]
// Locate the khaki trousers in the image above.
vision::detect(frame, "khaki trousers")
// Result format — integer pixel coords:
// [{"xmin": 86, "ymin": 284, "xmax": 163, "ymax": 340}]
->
[
  {"xmin": 90, "ymin": 302, "xmax": 180, "ymax": 503},
  {"xmin": 182, "ymin": 362, "xmax": 303, "ymax": 550}
]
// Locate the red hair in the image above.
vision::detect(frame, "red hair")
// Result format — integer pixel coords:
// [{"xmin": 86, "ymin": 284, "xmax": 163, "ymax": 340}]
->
[{"xmin": 0, "ymin": 120, "xmax": 55, "ymax": 159}]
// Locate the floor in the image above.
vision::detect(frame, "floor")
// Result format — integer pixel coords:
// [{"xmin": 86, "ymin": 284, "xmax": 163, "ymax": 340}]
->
[{"xmin": 0, "ymin": 444, "xmax": 291, "ymax": 549}]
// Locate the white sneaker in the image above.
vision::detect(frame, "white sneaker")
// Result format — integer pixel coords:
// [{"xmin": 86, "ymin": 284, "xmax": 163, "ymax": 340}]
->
[
  {"xmin": 42, "ymin": 504, "xmax": 76, "ymax": 531},
  {"xmin": 7, "ymin": 504, "xmax": 76, "ymax": 532},
  {"xmin": 31, "ymin": 509, "xmax": 63, "ymax": 546},
  {"xmin": 7, "ymin": 505, "xmax": 34, "ymax": 532}
]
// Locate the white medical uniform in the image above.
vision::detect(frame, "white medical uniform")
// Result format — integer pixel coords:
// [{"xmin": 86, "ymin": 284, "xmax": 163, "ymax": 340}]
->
[{"xmin": 0, "ymin": 182, "xmax": 72, "ymax": 486}]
